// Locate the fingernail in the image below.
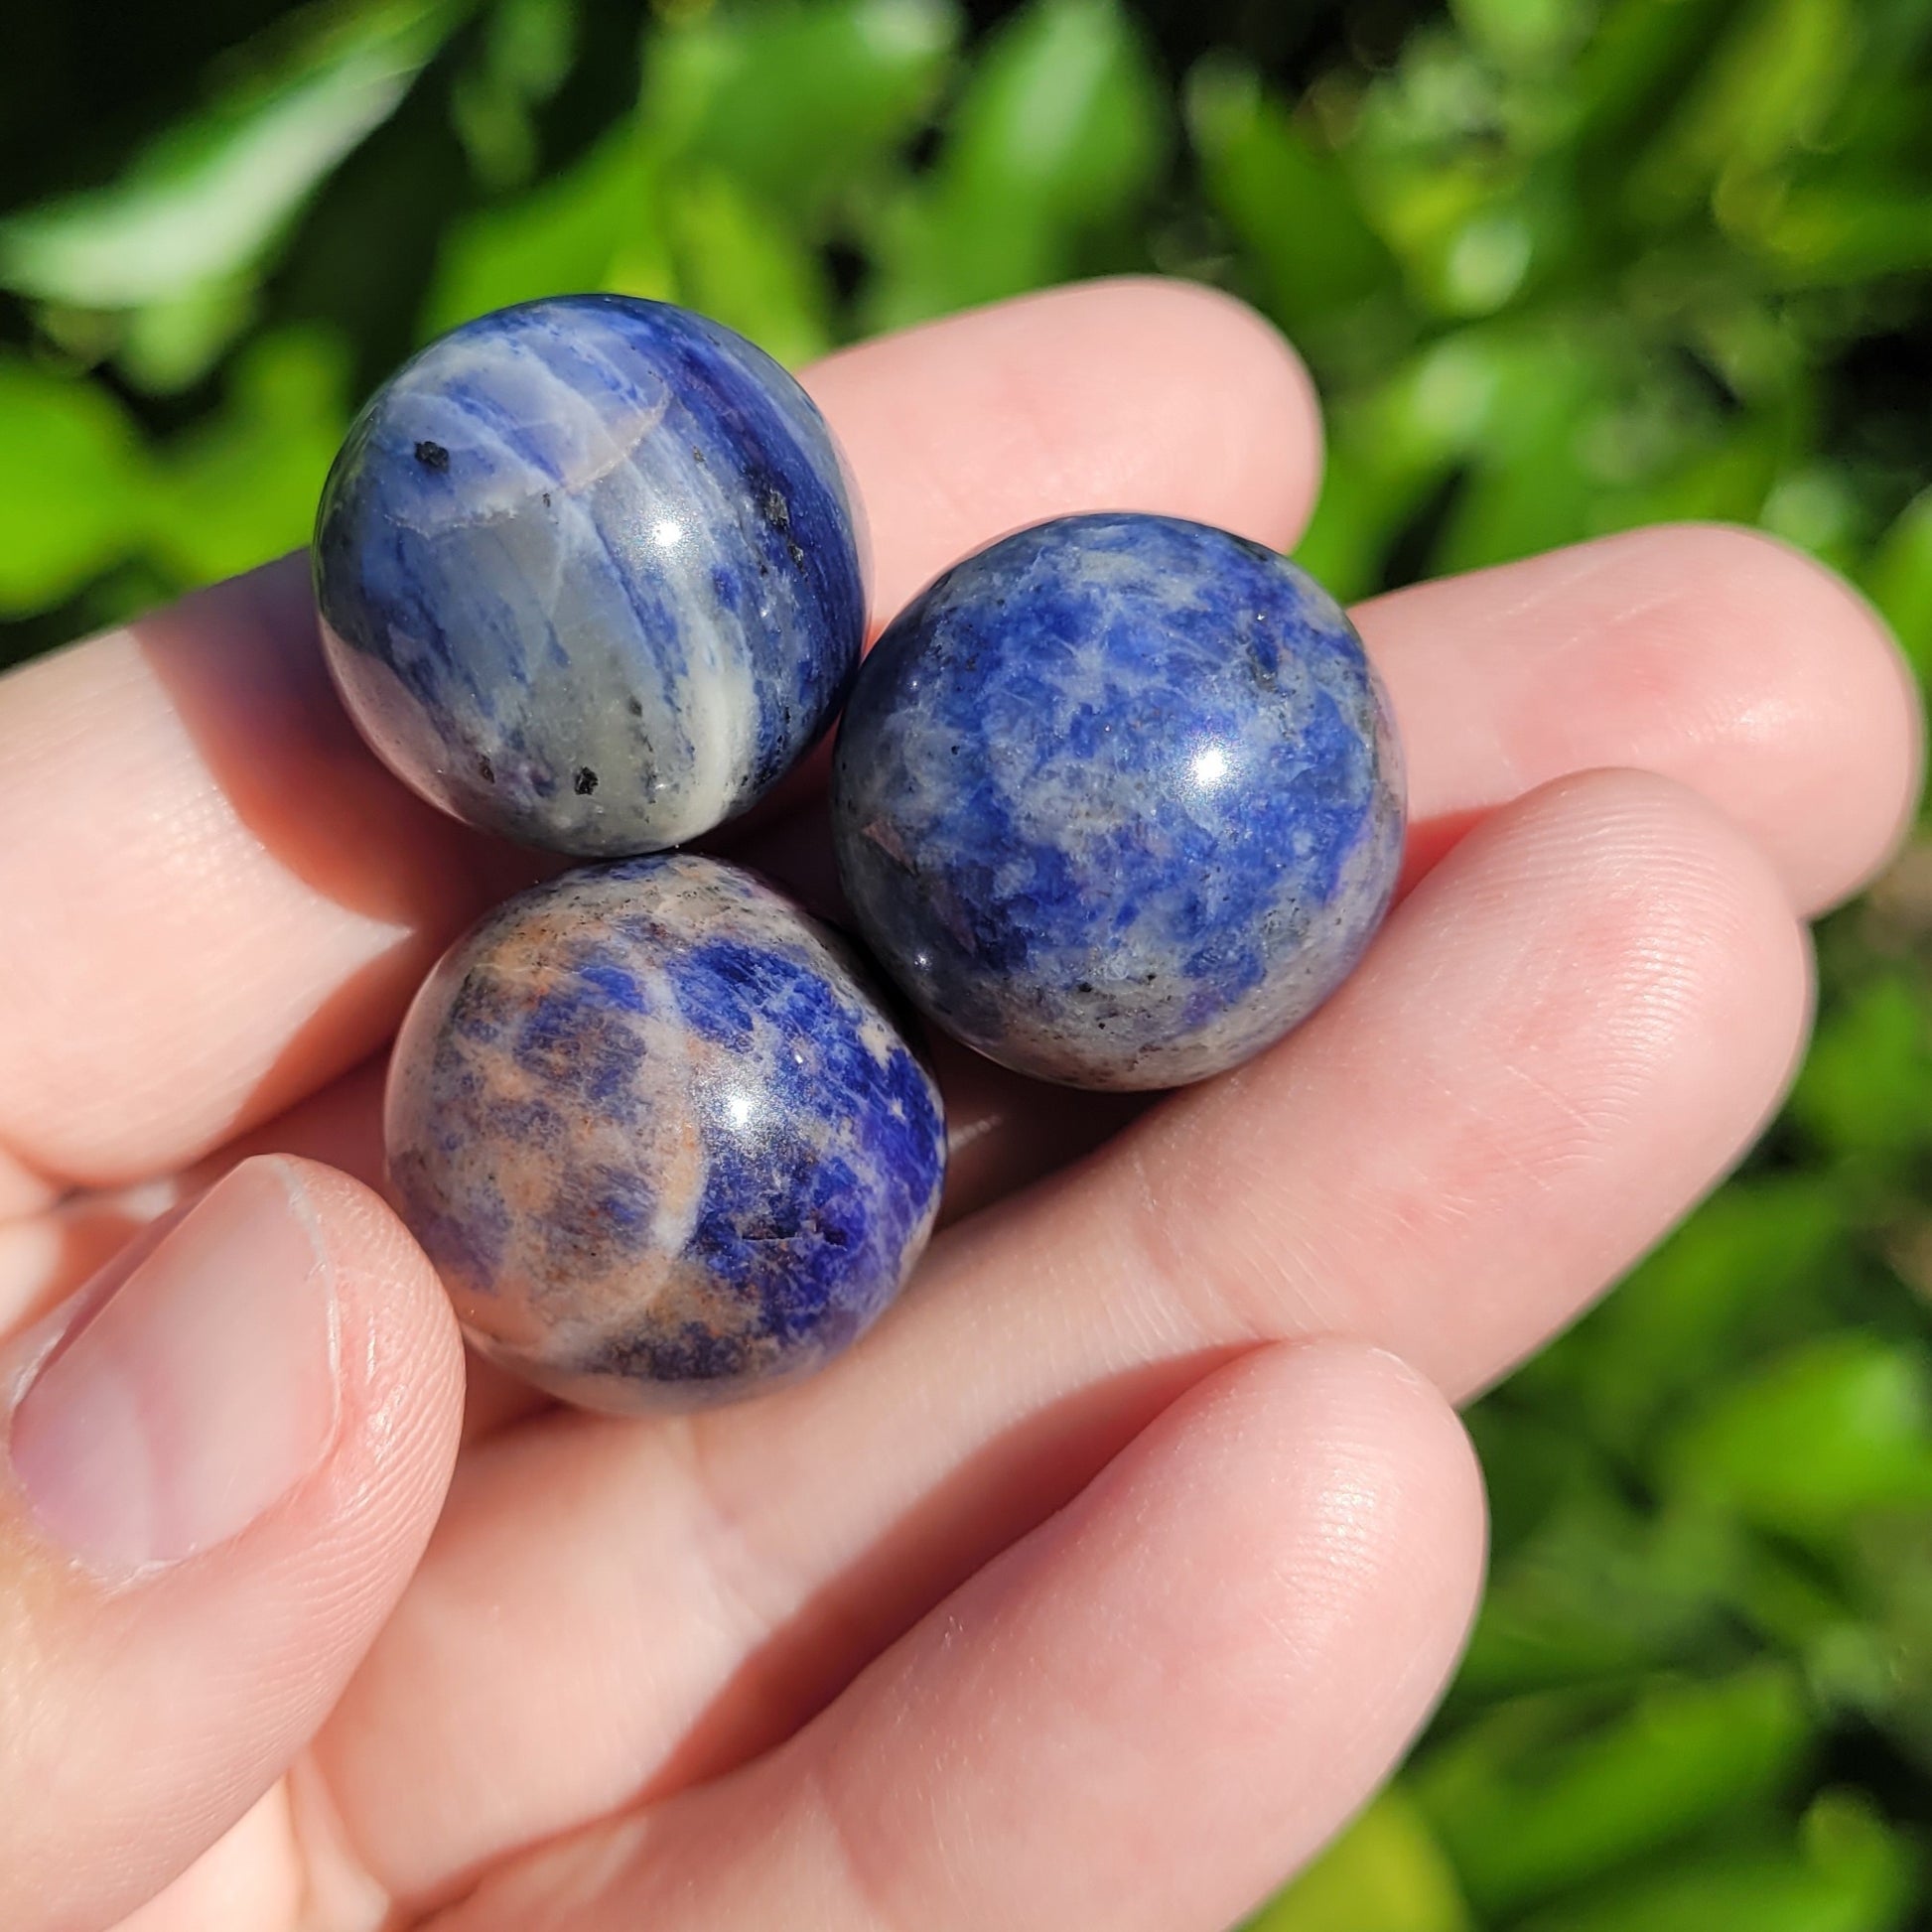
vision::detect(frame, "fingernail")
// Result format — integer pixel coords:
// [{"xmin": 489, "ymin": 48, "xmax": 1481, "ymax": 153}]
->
[{"xmin": 7, "ymin": 1159, "xmax": 339, "ymax": 1575}]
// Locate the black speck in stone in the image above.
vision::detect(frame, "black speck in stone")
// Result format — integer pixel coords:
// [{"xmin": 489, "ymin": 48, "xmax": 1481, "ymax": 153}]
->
[
  {"xmin": 627, "ymin": 697, "xmax": 644, "ymax": 717},
  {"xmin": 574, "ymin": 766, "xmax": 600, "ymax": 796},
  {"xmin": 691, "ymin": 445, "xmax": 706, "ymax": 464},
  {"xmin": 787, "ymin": 539, "xmax": 807, "ymax": 569},
  {"xmin": 413, "ymin": 440, "xmax": 451, "ymax": 471},
  {"xmin": 761, "ymin": 486, "xmax": 790, "ymax": 530},
  {"xmin": 479, "ymin": 757, "xmax": 494, "ymax": 784}
]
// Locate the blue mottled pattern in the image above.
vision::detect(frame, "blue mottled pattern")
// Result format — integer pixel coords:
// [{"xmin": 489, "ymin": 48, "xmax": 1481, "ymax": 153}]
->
[
  {"xmin": 386, "ymin": 854, "xmax": 945, "ymax": 1411},
  {"xmin": 831, "ymin": 513, "xmax": 1405, "ymax": 1090},
  {"xmin": 315, "ymin": 295, "xmax": 866, "ymax": 856}
]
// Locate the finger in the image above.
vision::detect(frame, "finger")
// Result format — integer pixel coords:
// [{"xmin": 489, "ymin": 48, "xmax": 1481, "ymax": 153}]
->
[
  {"xmin": 440, "ymin": 1341, "xmax": 1483, "ymax": 1932},
  {"xmin": 8, "ymin": 493, "xmax": 1899, "ymax": 1211},
  {"xmin": 808, "ymin": 277, "xmax": 1321, "ymax": 622},
  {"xmin": 0, "ymin": 280, "xmax": 1318, "ymax": 1192},
  {"xmin": 141, "ymin": 512, "xmax": 1904, "ymax": 1241},
  {"xmin": 101, "ymin": 1789, "xmax": 300, "ymax": 1932},
  {"xmin": 307, "ymin": 769, "xmax": 1808, "ymax": 1907},
  {"xmin": 0, "ymin": 1157, "xmax": 462, "ymax": 1932},
  {"xmin": 1361, "ymin": 521, "xmax": 1920, "ymax": 914},
  {"xmin": 28, "ymin": 513, "xmax": 1887, "ymax": 1455}
]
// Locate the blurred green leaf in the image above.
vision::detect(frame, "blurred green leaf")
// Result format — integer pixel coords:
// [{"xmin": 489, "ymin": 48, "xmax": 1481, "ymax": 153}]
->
[
  {"xmin": 1514, "ymin": 1792, "xmax": 1918, "ymax": 1932},
  {"xmin": 645, "ymin": 0, "xmax": 959, "ymax": 223},
  {"xmin": 115, "ymin": 282, "xmax": 264, "ymax": 394},
  {"xmin": 1414, "ymin": 1666, "xmax": 1813, "ymax": 1915},
  {"xmin": 1184, "ymin": 55, "xmax": 1395, "ymax": 337},
  {"xmin": 1290, "ymin": 443, "xmax": 1426, "ymax": 605},
  {"xmin": 1294, "ymin": 326, "xmax": 1523, "ymax": 597},
  {"xmin": 664, "ymin": 169, "xmax": 832, "ymax": 365},
  {"xmin": 1459, "ymin": 1488, "xmax": 1739, "ymax": 1697},
  {"xmin": 1514, "ymin": 1180, "xmax": 1850, "ymax": 1457},
  {"xmin": 1247, "ymin": 1788, "xmax": 1471, "ymax": 1932},
  {"xmin": 1631, "ymin": 0, "xmax": 1862, "ymax": 219},
  {"xmin": 1430, "ymin": 326, "xmax": 1613, "ymax": 571},
  {"xmin": 865, "ymin": 0, "xmax": 1167, "ymax": 329},
  {"xmin": 1567, "ymin": 0, "xmax": 1735, "ymax": 164},
  {"xmin": 1791, "ymin": 974, "xmax": 1932, "ymax": 1170},
  {"xmin": 1592, "ymin": 420, "xmax": 1786, "ymax": 534},
  {"xmin": 1835, "ymin": 1515, "xmax": 1932, "ymax": 1768},
  {"xmin": 1864, "ymin": 488, "xmax": 1932, "ymax": 684},
  {"xmin": 1761, "ymin": 462, "xmax": 1864, "ymax": 572},
  {"xmin": 0, "ymin": 358, "xmax": 150, "ymax": 615},
  {"xmin": 423, "ymin": 117, "xmax": 670, "ymax": 334},
  {"xmin": 452, "ymin": 0, "xmax": 580, "ymax": 191},
  {"xmin": 1738, "ymin": 180, "xmax": 1932, "ymax": 289},
  {"xmin": 1450, "ymin": 0, "xmax": 1591, "ymax": 71},
  {"xmin": 0, "ymin": 0, "xmax": 466, "ymax": 313},
  {"xmin": 146, "ymin": 327, "xmax": 351, "ymax": 584},
  {"xmin": 1660, "ymin": 1335, "xmax": 1932, "ymax": 1540}
]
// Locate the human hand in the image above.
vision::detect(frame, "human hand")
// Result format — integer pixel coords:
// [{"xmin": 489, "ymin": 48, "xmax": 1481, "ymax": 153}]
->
[{"xmin": 0, "ymin": 279, "xmax": 1917, "ymax": 1932}]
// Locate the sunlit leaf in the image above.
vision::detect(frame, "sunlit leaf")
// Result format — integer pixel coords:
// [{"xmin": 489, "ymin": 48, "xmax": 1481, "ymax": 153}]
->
[
  {"xmin": 1630, "ymin": 0, "xmax": 1861, "ymax": 218},
  {"xmin": 145, "ymin": 326, "xmax": 352, "ymax": 583},
  {"xmin": 0, "ymin": 0, "xmax": 468, "ymax": 310},
  {"xmin": 452, "ymin": 0, "xmax": 581, "ymax": 191},
  {"xmin": 1414, "ymin": 1667, "xmax": 1814, "ymax": 1916},
  {"xmin": 1738, "ymin": 180, "xmax": 1932, "ymax": 288},
  {"xmin": 1293, "ymin": 327, "xmax": 1524, "ymax": 596},
  {"xmin": 1513, "ymin": 1792, "xmax": 1918, "ymax": 1932},
  {"xmin": 1246, "ymin": 1787, "xmax": 1472, "ymax": 1932},
  {"xmin": 0, "ymin": 359, "xmax": 150, "ymax": 615},
  {"xmin": 646, "ymin": 0, "xmax": 960, "ymax": 222},
  {"xmin": 1760, "ymin": 463, "xmax": 1864, "ymax": 571},
  {"xmin": 1514, "ymin": 1180, "xmax": 1852, "ymax": 1457},
  {"xmin": 1792, "ymin": 974, "xmax": 1932, "ymax": 1169},
  {"xmin": 422, "ymin": 117, "xmax": 671, "ymax": 335},
  {"xmin": 864, "ymin": 0, "xmax": 1167, "ymax": 329},
  {"xmin": 664, "ymin": 169, "xmax": 832, "ymax": 366},
  {"xmin": 1591, "ymin": 423, "xmax": 1785, "ymax": 535},
  {"xmin": 1450, "ymin": 0, "xmax": 1592, "ymax": 70},
  {"xmin": 1661, "ymin": 1335, "xmax": 1932, "ymax": 1541},
  {"xmin": 1184, "ymin": 55, "xmax": 1394, "ymax": 336},
  {"xmin": 1865, "ymin": 488, "xmax": 1932, "ymax": 685},
  {"xmin": 1430, "ymin": 329, "xmax": 1613, "ymax": 572},
  {"xmin": 1459, "ymin": 1488, "xmax": 1741, "ymax": 1697}
]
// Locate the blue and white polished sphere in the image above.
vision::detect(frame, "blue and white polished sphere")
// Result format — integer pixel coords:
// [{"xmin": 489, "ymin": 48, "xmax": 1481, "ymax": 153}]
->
[
  {"xmin": 831, "ymin": 513, "xmax": 1405, "ymax": 1091},
  {"xmin": 386, "ymin": 853, "xmax": 946, "ymax": 1412},
  {"xmin": 315, "ymin": 295, "xmax": 866, "ymax": 856}
]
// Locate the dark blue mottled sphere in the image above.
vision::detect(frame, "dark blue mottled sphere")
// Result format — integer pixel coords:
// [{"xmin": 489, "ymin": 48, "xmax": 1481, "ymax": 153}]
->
[
  {"xmin": 831, "ymin": 513, "xmax": 1405, "ymax": 1091},
  {"xmin": 315, "ymin": 295, "xmax": 866, "ymax": 856},
  {"xmin": 386, "ymin": 854, "xmax": 945, "ymax": 1412}
]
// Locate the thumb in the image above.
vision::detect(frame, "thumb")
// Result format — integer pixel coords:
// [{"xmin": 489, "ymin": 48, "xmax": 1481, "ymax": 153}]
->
[{"xmin": 0, "ymin": 1155, "xmax": 464, "ymax": 1931}]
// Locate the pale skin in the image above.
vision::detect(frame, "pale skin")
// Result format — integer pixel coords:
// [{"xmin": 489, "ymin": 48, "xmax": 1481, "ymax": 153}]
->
[{"xmin": 0, "ymin": 278, "xmax": 1920, "ymax": 1932}]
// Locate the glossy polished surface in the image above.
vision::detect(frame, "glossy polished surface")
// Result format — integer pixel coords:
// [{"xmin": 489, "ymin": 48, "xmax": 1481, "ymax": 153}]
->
[
  {"xmin": 832, "ymin": 513, "xmax": 1404, "ymax": 1090},
  {"xmin": 316, "ymin": 295, "xmax": 865, "ymax": 856},
  {"xmin": 386, "ymin": 854, "xmax": 945, "ymax": 1411}
]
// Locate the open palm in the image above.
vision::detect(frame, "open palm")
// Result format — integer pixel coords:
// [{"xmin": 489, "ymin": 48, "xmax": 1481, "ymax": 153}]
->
[{"xmin": 0, "ymin": 279, "xmax": 1917, "ymax": 1932}]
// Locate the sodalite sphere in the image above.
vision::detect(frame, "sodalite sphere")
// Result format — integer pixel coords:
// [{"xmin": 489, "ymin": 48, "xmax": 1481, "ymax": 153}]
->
[
  {"xmin": 314, "ymin": 295, "xmax": 866, "ymax": 856},
  {"xmin": 385, "ymin": 854, "xmax": 945, "ymax": 1412},
  {"xmin": 831, "ymin": 513, "xmax": 1405, "ymax": 1091}
]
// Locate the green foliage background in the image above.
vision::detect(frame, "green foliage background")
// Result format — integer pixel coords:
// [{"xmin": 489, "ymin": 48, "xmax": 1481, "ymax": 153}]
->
[{"xmin": 3, "ymin": 0, "xmax": 1931, "ymax": 1924}]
